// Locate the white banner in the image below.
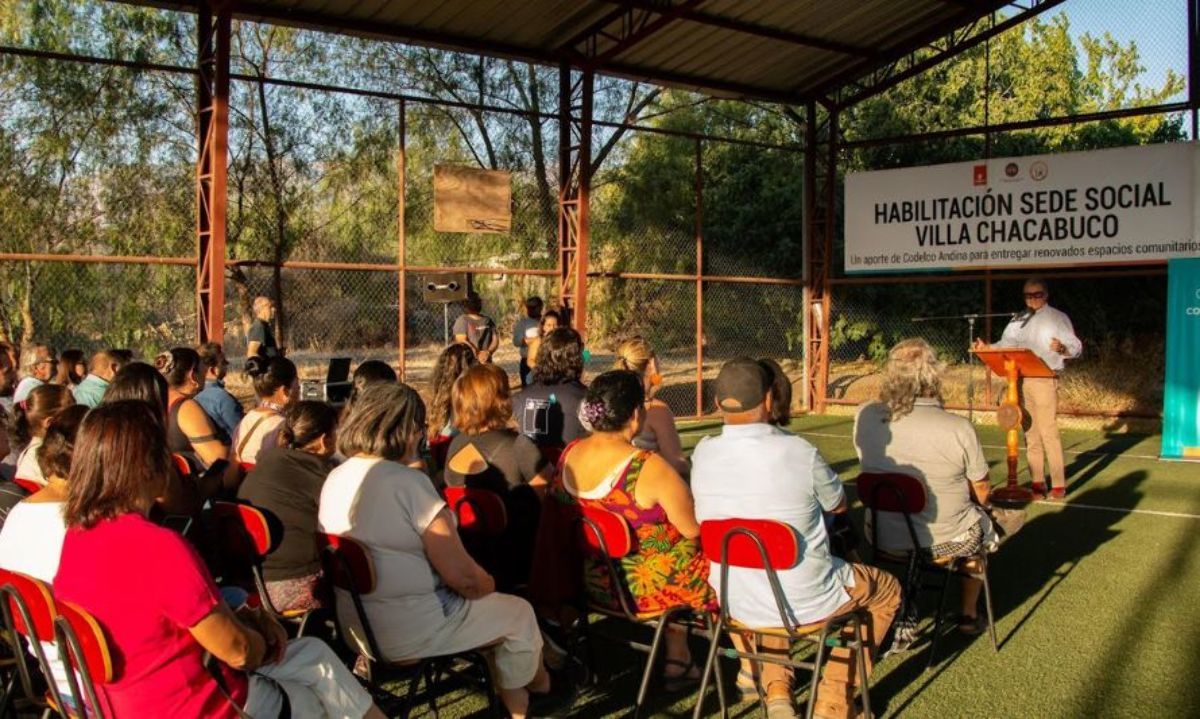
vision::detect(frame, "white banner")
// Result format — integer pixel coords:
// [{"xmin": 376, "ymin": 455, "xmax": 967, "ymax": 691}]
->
[{"xmin": 844, "ymin": 142, "xmax": 1197, "ymax": 273}]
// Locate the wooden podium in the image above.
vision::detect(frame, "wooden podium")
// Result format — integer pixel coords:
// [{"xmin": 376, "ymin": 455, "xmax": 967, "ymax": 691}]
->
[{"xmin": 973, "ymin": 348, "xmax": 1056, "ymax": 504}]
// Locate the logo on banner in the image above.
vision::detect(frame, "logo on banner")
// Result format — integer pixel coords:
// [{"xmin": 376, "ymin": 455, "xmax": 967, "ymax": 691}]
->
[
  {"xmin": 1004, "ymin": 162, "xmax": 1020, "ymax": 179},
  {"xmin": 1030, "ymin": 161, "xmax": 1049, "ymax": 181},
  {"xmin": 972, "ymin": 164, "xmax": 987, "ymax": 186},
  {"xmin": 1189, "ymin": 286, "xmax": 1200, "ymax": 316}
]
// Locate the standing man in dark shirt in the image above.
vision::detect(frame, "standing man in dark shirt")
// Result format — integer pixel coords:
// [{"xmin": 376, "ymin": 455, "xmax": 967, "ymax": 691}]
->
[
  {"xmin": 246, "ymin": 296, "xmax": 281, "ymax": 360},
  {"xmin": 452, "ymin": 291, "xmax": 499, "ymax": 364}
]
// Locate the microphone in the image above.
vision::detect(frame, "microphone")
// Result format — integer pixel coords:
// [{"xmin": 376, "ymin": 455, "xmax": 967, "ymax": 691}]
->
[{"xmin": 1012, "ymin": 308, "xmax": 1033, "ymax": 325}]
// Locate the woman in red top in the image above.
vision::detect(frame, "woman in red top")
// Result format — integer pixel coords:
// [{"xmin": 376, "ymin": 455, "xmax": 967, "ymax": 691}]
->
[{"xmin": 53, "ymin": 400, "xmax": 385, "ymax": 719}]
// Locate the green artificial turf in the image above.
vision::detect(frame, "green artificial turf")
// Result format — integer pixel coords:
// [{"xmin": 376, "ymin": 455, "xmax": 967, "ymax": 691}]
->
[{"xmin": 393, "ymin": 416, "xmax": 1200, "ymax": 718}]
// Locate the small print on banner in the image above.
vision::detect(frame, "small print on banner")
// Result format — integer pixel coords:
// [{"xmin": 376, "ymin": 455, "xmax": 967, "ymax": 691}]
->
[{"xmin": 844, "ymin": 142, "xmax": 1196, "ymax": 274}]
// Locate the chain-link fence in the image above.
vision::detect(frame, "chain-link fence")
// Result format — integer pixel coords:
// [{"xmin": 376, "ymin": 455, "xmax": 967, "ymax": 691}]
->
[{"xmin": 0, "ymin": 0, "xmax": 1189, "ymax": 430}]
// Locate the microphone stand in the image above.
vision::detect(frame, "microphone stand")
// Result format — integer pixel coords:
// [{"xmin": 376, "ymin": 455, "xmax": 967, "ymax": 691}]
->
[{"xmin": 911, "ymin": 312, "xmax": 1017, "ymax": 422}]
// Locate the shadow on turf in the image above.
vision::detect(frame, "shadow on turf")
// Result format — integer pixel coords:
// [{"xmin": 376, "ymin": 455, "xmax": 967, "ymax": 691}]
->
[{"xmin": 867, "ymin": 469, "xmax": 1149, "ymax": 717}]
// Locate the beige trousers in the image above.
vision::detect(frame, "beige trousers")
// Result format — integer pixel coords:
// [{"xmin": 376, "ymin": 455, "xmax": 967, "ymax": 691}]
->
[
  {"xmin": 1021, "ymin": 377, "xmax": 1066, "ymax": 489},
  {"xmin": 733, "ymin": 564, "xmax": 901, "ymax": 718}
]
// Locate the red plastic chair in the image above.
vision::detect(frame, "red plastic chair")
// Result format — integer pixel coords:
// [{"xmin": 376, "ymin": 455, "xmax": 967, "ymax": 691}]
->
[
  {"xmin": 208, "ymin": 501, "xmax": 319, "ymax": 636},
  {"xmin": 319, "ymin": 534, "xmax": 501, "ymax": 717},
  {"xmin": 0, "ymin": 568, "xmax": 71, "ymax": 716},
  {"xmin": 53, "ymin": 600, "xmax": 114, "ymax": 718},
  {"xmin": 443, "ymin": 487, "xmax": 508, "ymax": 535},
  {"xmin": 11, "ymin": 478, "xmax": 41, "ymax": 495},
  {"xmin": 691, "ymin": 519, "xmax": 873, "ymax": 719},
  {"xmin": 856, "ymin": 472, "xmax": 997, "ymax": 666},
  {"xmin": 574, "ymin": 505, "xmax": 722, "ymax": 719}
]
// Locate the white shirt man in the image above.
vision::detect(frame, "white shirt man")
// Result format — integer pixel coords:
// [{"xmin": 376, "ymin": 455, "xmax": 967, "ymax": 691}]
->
[
  {"xmin": 981, "ymin": 278, "xmax": 1081, "ymax": 499},
  {"xmin": 690, "ymin": 358, "xmax": 900, "ymax": 719}
]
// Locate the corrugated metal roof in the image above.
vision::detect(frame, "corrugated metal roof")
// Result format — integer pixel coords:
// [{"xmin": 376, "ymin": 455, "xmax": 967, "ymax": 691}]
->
[{"xmin": 128, "ymin": 0, "xmax": 1008, "ymax": 103}]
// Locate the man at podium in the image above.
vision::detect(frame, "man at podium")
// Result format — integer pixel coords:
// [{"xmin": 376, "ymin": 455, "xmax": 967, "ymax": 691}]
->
[{"xmin": 974, "ymin": 278, "xmax": 1081, "ymax": 500}]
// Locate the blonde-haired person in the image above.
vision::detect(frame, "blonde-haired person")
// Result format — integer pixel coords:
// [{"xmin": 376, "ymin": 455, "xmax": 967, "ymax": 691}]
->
[
  {"xmin": 853, "ymin": 338, "xmax": 1018, "ymax": 637},
  {"xmin": 613, "ymin": 337, "xmax": 689, "ymax": 476}
]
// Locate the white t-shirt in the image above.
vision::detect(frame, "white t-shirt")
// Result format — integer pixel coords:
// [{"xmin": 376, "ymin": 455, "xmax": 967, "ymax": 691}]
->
[
  {"xmin": 232, "ymin": 410, "xmax": 285, "ymax": 466},
  {"xmin": 0, "ymin": 500, "xmax": 72, "ymax": 697},
  {"xmin": 14, "ymin": 437, "xmax": 45, "ymax": 487},
  {"xmin": 691, "ymin": 423, "xmax": 854, "ymax": 628},
  {"xmin": 317, "ymin": 456, "xmax": 464, "ymax": 661}
]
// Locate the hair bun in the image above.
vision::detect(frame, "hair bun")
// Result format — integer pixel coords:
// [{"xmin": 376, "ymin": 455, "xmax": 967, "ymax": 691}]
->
[
  {"xmin": 153, "ymin": 351, "xmax": 173, "ymax": 373},
  {"xmin": 245, "ymin": 356, "xmax": 265, "ymax": 377}
]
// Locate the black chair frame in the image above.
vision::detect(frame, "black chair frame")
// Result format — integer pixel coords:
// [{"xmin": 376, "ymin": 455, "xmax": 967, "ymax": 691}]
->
[
  {"xmin": 0, "ymin": 583, "xmax": 65, "ymax": 719},
  {"xmin": 321, "ymin": 542, "xmax": 502, "ymax": 719},
  {"xmin": 864, "ymin": 477, "xmax": 998, "ymax": 669},
  {"xmin": 692, "ymin": 525, "xmax": 872, "ymax": 719},
  {"xmin": 571, "ymin": 512, "xmax": 726, "ymax": 719}
]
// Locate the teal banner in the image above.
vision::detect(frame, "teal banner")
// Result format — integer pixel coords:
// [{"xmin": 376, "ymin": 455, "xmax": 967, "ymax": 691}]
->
[{"xmin": 1163, "ymin": 258, "xmax": 1200, "ymax": 460}]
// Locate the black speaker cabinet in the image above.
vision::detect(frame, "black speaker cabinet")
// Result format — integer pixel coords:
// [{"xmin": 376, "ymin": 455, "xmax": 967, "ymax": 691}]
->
[{"xmin": 421, "ymin": 272, "xmax": 470, "ymax": 302}]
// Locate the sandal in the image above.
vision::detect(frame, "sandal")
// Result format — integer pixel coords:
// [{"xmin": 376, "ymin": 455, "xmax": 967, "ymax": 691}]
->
[
  {"xmin": 661, "ymin": 658, "xmax": 701, "ymax": 693},
  {"xmin": 735, "ymin": 669, "xmax": 759, "ymax": 703}
]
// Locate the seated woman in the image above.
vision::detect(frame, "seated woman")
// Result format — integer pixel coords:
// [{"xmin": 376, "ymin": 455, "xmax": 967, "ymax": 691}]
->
[
  {"xmin": 0, "ymin": 405, "xmax": 88, "ymax": 701},
  {"xmin": 524, "ymin": 310, "xmax": 560, "ymax": 373},
  {"xmin": 614, "ymin": 337, "xmax": 689, "ymax": 477},
  {"xmin": 318, "ymin": 383, "xmax": 564, "ymax": 719},
  {"xmin": 232, "ymin": 355, "xmax": 299, "ymax": 469},
  {"xmin": 426, "ymin": 344, "xmax": 477, "ymax": 476},
  {"xmin": 554, "ymin": 370, "xmax": 711, "ymax": 688},
  {"xmin": 56, "ymin": 349, "xmax": 87, "ymax": 389},
  {"xmin": 238, "ymin": 401, "xmax": 339, "ymax": 613},
  {"xmin": 445, "ymin": 364, "xmax": 551, "ymax": 587},
  {"xmin": 13, "ymin": 384, "xmax": 75, "ymax": 488},
  {"xmin": 156, "ymin": 347, "xmax": 229, "ymax": 473},
  {"xmin": 758, "ymin": 357, "xmax": 793, "ymax": 428},
  {"xmin": 53, "ymin": 400, "xmax": 385, "ymax": 719},
  {"xmin": 512, "ymin": 328, "xmax": 588, "ymax": 454},
  {"xmin": 104, "ymin": 361, "xmax": 208, "ymax": 515},
  {"xmin": 853, "ymin": 338, "xmax": 1017, "ymax": 636},
  {"xmin": 342, "ymin": 360, "xmax": 397, "ymax": 419}
]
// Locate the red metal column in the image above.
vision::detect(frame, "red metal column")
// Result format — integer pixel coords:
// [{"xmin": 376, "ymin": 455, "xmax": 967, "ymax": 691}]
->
[
  {"xmin": 196, "ymin": 1, "xmax": 230, "ymax": 344},
  {"xmin": 803, "ymin": 101, "xmax": 837, "ymax": 413},
  {"xmin": 558, "ymin": 65, "xmax": 593, "ymax": 337},
  {"xmin": 694, "ymin": 139, "xmax": 704, "ymax": 417}
]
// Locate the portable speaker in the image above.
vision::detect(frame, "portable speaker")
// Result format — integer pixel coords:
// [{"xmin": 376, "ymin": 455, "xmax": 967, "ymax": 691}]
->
[{"xmin": 421, "ymin": 273, "xmax": 470, "ymax": 302}]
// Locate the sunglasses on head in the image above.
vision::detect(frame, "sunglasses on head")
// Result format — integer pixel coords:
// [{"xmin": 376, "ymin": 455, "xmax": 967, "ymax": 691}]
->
[{"xmin": 1023, "ymin": 291, "xmax": 1047, "ymax": 299}]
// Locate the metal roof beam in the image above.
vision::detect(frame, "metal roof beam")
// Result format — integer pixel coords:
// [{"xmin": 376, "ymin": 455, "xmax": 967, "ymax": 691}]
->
[
  {"xmin": 803, "ymin": 0, "xmax": 1011, "ymax": 101},
  {"xmin": 559, "ymin": 0, "xmax": 707, "ymax": 65},
  {"xmin": 832, "ymin": 0, "xmax": 1069, "ymax": 110},
  {"xmin": 597, "ymin": 0, "xmax": 874, "ymax": 58}
]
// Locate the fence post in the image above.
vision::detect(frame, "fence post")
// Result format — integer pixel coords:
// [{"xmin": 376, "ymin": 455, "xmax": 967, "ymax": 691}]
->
[
  {"xmin": 557, "ymin": 64, "xmax": 592, "ymax": 338},
  {"xmin": 195, "ymin": 0, "xmax": 230, "ymax": 345},
  {"xmin": 397, "ymin": 99, "xmax": 407, "ymax": 381},
  {"xmin": 695, "ymin": 138, "xmax": 704, "ymax": 417},
  {"xmin": 803, "ymin": 101, "xmax": 837, "ymax": 414}
]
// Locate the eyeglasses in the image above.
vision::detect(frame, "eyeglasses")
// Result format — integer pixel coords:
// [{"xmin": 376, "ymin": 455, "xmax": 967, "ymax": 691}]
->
[{"xmin": 1023, "ymin": 292, "xmax": 1047, "ymax": 300}]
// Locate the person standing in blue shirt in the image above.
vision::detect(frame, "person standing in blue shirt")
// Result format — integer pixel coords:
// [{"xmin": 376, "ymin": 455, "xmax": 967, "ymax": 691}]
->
[{"xmin": 195, "ymin": 342, "xmax": 243, "ymax": 444}]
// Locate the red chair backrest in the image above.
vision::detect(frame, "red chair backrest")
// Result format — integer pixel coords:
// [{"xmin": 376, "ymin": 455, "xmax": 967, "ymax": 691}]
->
[
  {"xmin": 0, "ymin": 569, "xmax": 57, "ymax": 641},
  {"xmin": 856, "ymin": 473, "xmax": 927, "ymax": 514},
  {"xmin": 12, "ymin": 478, "xmax": 41, "ymax": 494},
  {"xmin": 55, "ymin": 600, "xmax": 114, "ymax": 685},
  {"xmin": 238, "ymin": 462, "xmax": 256, "ymax": 474},
  {"xmin": 210, "ymin": 501, "xmax": 274, "ymax": 560},
  {"xmin": 171, "ymin": 453, "xmax": 194, "ymax": 479},
  {"xmin": 579, "ymin": 506, "xmax": 635, "ymax": 559},
  {"xmin": 699, "ymin": 519, "xmax": 801, "ymax": 570},
  {"xmin": 443, "ymin": 486, "xmax": 507, "ymax": 534},
  {"xmin": 320, "ymin": 534, "xmax": 377, "ymax": 595}
]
